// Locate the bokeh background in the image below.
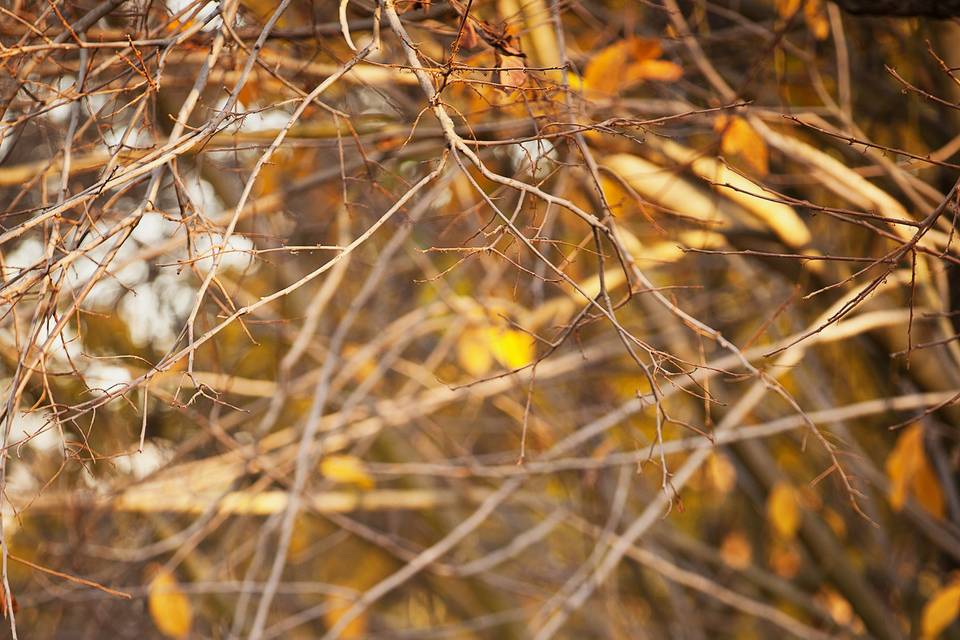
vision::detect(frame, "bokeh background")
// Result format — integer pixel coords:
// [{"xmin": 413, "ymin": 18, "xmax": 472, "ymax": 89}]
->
[{"xmin": 0, "ymin": 0, "xmax": 959, "ymax": 638}]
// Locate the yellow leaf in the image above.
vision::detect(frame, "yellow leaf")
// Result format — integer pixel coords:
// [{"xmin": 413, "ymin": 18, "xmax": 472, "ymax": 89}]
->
[
  {"xmin": 457, "ymin": 328, "xmax": 494, "ymax": 376},
  {"xmin": 720, "ymin": 531, "xmax": 752, "ymax": 569},
  {"xmin": 719, "ymin": 116, "xmax": 769, "ymax": 176},
  {"xmin": 922, "ymin": 581, "xmax": 960, "ymax": 639},
  {"xmin": 706, "ymin": 453, "xmax": 737, "ymax": 495},
  {"xmin": 147, "ymin": 565, "xmax": 192, "ymax": 639},
  {"xmin": 885, "ymin": 424, "xmax": 944, "ymax": 519},
  {"xmin": 584, "ymin": 38, "xmax": 675, "ymax": 94},
  {"xmin": 321, "ymin": 455, "xmax": 375, "ymax": 491},
  {"xmin": 486, "ymin": 327, "xmax": 535, "ymax": 370},
  {"xmin": 767, "ymin": 482, "xmax": 801, "ymax": 539},
  {"xmin": 565, "ymin": 72, "xmax": 585, "ymax": 93},
  {"xmin": 804, "ymin": 0, "xmax": 830, "ymax": 40}
]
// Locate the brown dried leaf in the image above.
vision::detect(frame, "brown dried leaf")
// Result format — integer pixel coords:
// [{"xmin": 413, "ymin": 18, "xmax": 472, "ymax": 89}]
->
[
  {"xmin": 499, "ymin": 56, "xmax": 527, "ymax": 90},
  {"xmin": 458, "ymin": 20, "xmax": 480, "ymax": 50}
]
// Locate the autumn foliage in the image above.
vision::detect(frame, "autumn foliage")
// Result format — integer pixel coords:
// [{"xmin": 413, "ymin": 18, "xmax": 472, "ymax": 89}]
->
[{"xmin": 0, "ymin": 0, "xmax": 959, "ymax": 638}]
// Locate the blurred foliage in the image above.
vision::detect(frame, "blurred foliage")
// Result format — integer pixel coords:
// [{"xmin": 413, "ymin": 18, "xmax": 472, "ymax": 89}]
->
[{"xmin": 0, "ymin": 0, "xmax": 959, "ymax": 638}]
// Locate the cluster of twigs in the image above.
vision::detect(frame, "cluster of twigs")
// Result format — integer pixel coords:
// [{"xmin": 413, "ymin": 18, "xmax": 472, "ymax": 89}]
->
[{"xmin": 0, "ymin": 0, "xmax": 959, "ymax": 638}]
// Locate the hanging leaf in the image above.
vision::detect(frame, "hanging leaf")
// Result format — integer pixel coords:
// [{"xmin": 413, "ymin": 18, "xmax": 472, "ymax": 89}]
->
[
  {"xmin": 457, "ymin": 20, "xmax": 481, "ymax": 51},
  {"xmin": 885, "ymin": 424, "xmax": 944, "ymax": 519},
  {"xmin": 720, "ymin": 531, "xmax": 752, "ymax": 569},
  {"xmin": 717, "ymin": 116, "xmax": 770, "ymax": 176},
  {"xmin": 767, "ymin": 482, "xmax": 801, "ymax": 539},
  {"xmin": 147, "ymin": 565, "xmax": 192, "ymax": 639},
  {"xmin": 922, "ymin": 581, "xmax": 960, "ymax": 639},
  {"xmin": 486, "ymin": 327, "xmax": 535, "ymax": 370},
  {"xmin": 706, "ymin": 453, "xmax": 737, "ymax": 495},
  {"xmin": 321, "ymin": 455, "xmax": 375, "ymax": 491},
  {"xmin": 457, "ymin": 327, "xmax": 494, "ymax": 376}
]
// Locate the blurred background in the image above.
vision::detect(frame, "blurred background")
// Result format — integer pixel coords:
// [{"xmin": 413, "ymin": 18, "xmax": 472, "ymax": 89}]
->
[{"xmin": 0, "ymin": 0, "xmax": 959, "ymax": 637}]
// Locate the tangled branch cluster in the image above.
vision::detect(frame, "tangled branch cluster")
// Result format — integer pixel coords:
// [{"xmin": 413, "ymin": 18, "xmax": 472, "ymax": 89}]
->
[{"xmin": 0, "ymin": 0, "xmax": 959, "ymax": 638}]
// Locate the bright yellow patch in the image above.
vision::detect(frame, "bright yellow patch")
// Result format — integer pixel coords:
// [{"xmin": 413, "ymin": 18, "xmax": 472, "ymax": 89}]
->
[
  {"xmin": 147, "ymin": 565, "xmax": 192, "ymax": 639},
  {"xmin": 922, "ymin": 581, "xmax": 960, "ymax": 639},
  {"xmin": 767, "ymin": 482, "xmax": 801, "ymax": 539},
  {"xmin": 321, "ymin": 455, "xmax": 375, "ymax": 491}
]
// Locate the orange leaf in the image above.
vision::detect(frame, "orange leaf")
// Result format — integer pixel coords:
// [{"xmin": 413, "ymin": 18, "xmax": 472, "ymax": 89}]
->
[
  {"xmin": 818, "ymin": 588, "xmax": 854, "ymax": 627},
  {"xmin": 804, "ymin": 0, "xmax": 830, "ymax": 40},
  {"xmin": 718, "ymin": 116, "xmax": 769, "ymax": 176},
  {"xmin": 885, "ymin": 424, "xmax": 945, "ymax": 519},
  {"xmin": 769, "ymin": 542, "xmax": 801, "ymax": 578},
  {"xmin": 720, "ymin": 531, "xmax": 752, "ymax": 569},
  {"xmin": 458, "ymin": 20, "xmax": 480, "ymax": 50},
  {"xmin": 922, "ymin": 581, "xmax": 960, "ymax": 639},
  {"xmin": 626, "ymin": 59, "xmax": 683, "ymax": 83},
  {"xmin": 584, "ymin": 38, "xmax": 678, "ymax": 95}
]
